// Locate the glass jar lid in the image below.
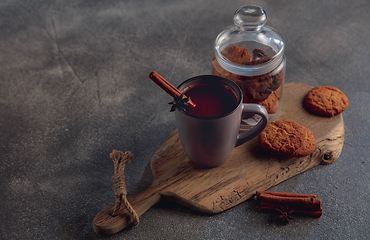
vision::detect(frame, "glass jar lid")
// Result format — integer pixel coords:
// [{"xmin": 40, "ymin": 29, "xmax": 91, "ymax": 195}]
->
[{"xmin": 214, "ymin": 5, "xmax": 285, "ymax": 76}]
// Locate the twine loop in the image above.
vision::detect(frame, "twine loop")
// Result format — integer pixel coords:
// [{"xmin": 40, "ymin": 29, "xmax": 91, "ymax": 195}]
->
[{"xmin": 110, "ymin": 150, "xmax": 139, "ymax": 226}]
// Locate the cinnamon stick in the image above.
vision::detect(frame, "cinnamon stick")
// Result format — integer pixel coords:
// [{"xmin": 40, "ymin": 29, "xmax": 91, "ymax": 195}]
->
[
  {"xmin": 149, "ymin": 71, "xmax": 196, "ymax": 108},
  {"xmin": 256, "ymin": 191, "xmax": 323, "ymax": 219},
  {"xmin": 257, "ymin": 193, "xmax": 321, "ymax": 210},
  {"xmin": 256, "ymin": 191, "xmax": 317, "ymax": 199}
]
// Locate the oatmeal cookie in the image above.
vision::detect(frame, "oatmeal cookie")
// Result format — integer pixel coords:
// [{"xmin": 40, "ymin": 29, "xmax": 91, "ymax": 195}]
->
[
  {"xmin": 222, "ymin": 45, "xmax": 252, "ymax": 65},
  {"xmin": 258, "ymin": 86, "xmax": 281, "ymax": 114},
  {"xmin": 258, "ymin": 120, "xmax": 316, "ymax": 157},
  {"xmin": 304, "ymin": 86, "xmax": 349, "ymax": 117}
]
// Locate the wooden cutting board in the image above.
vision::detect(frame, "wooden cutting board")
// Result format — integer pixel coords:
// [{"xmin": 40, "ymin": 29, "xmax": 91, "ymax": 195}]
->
[{"xmin": 93, "ymin": 83, "xmax": 344, "ymax": 235}]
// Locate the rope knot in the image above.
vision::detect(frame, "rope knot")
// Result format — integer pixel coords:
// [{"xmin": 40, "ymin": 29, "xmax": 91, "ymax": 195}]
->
[{"xmin": 110, "ymin": 150, "xmax": 139, "ymax": 226}]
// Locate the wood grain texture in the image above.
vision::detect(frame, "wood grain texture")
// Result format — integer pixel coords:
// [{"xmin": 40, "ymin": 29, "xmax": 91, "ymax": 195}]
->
[{"xmin": 93, "ymin": 83, "xmax": 344, "ymax": 235}]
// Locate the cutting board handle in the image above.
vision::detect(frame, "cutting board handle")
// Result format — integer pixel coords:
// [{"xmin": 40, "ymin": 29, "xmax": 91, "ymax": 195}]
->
[{"xmin": 93, "ymin": 185, "xmax": 161, "ymax": 235}]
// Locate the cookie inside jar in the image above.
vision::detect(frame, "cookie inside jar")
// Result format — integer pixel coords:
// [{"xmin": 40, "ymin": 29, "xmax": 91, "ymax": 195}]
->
[
  {"xmin": 213, "ymin": 5, "xmax": 285, "ymax": 129},
  {"xmin": 213, "ymin": 43, "xmax": 285, "ymax": 116}
]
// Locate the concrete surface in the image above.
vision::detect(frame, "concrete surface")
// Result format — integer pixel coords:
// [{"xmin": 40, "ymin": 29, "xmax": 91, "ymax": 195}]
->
[{"xmin": 1, "ymin": 0, "xmax": 369, "ymax": 239}]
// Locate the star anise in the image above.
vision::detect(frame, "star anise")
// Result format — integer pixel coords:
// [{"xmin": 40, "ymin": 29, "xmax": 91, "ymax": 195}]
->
[
  {"xmin": 275, "ymin": 205, "xmax": 293, "ymax": 224},
  {"xmin": 169, "ymin": 93, "xmax": 191, "ymax": 112}
]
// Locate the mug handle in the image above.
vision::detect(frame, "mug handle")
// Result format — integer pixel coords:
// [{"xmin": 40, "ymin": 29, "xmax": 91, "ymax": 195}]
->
[{"xmin": 235, "ymin": 104, "xmax": 269, "ymax": 147}]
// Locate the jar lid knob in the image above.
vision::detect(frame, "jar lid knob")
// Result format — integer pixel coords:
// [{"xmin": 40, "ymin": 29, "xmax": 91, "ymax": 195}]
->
[{"xmin": 233, "ymin": 5, "xmax": 267, "ymax": 31}]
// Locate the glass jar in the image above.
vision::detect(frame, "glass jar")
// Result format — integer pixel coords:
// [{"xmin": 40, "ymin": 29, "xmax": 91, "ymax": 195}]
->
[{"xmin": 213, "ymin": 5, "xmax": 285, "ymax": 129}]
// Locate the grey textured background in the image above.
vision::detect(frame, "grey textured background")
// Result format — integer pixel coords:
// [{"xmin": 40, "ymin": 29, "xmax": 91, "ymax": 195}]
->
[{"xmin": 1, "ymin": 0, "xmax": 369, "ymax": 239}]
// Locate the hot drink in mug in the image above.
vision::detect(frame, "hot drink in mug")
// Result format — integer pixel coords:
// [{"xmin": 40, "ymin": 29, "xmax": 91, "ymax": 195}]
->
[{"xmin": 175, "ymin": 75, "xmax": 268, "ymax": 168}]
